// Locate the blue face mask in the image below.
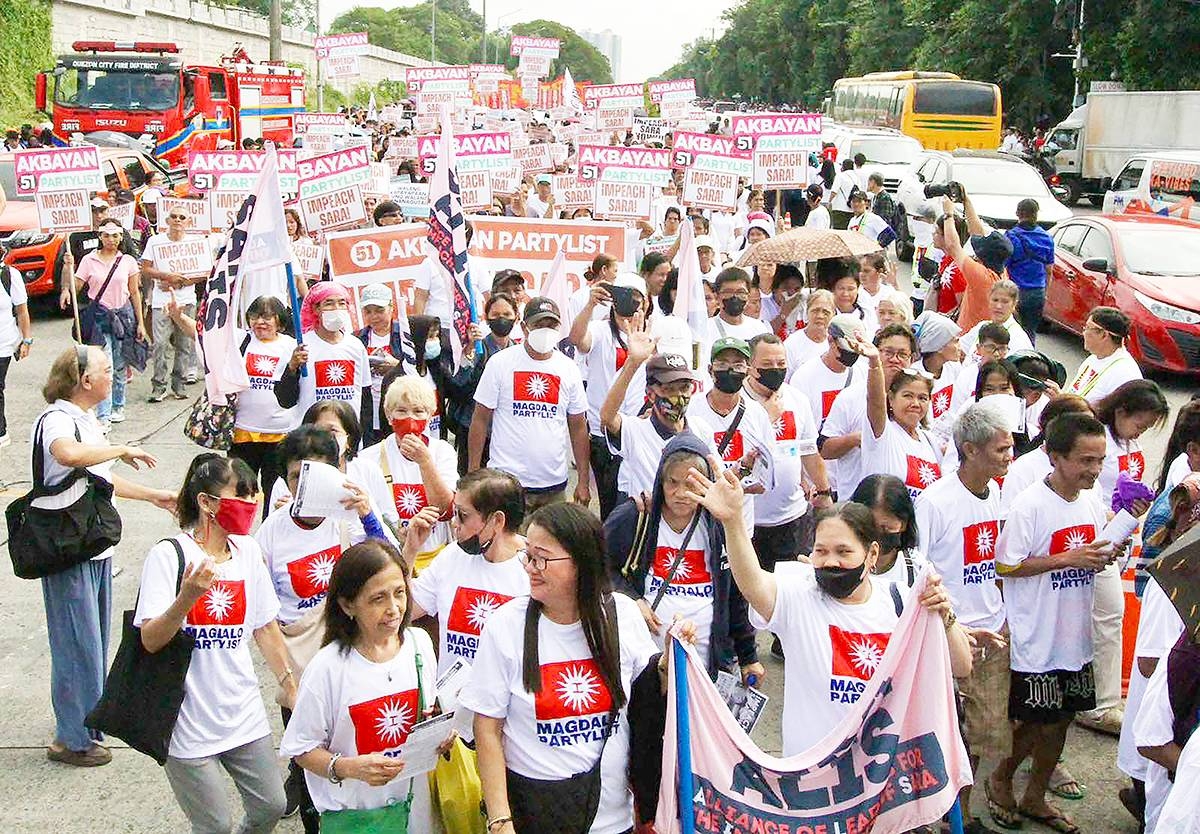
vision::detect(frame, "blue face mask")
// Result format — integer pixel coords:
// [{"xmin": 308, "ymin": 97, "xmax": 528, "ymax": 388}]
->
[{"xmin": 424, "ymin": 340, "xmax": 442, "ymax": 360}]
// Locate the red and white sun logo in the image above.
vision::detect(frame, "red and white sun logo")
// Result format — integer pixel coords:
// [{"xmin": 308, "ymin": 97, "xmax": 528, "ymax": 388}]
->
[
  {"xmin": 829, "ymin": 626, "xmax": 890, "ymax": 680},
  {"xmin": 1119, "ymin": 451, "xmax": 1145, "ymax": 481},
  {"xmin": 348, "ymin": 689, "xmax": 419, "ymax": 753},
  {"xmin": 963, "ymin": 520, "xmax": 998, "ymax": 565},
  {"xmin": 534, "ymin": 659, "xmax": 613, "ymax": 719},
  {"xmin": 246, "ymin": 353, "xmax": 280, "ymax": 378},
  {"xmin": 447, "ymin": 587, "xmax": 515, "ymax": 636},
  {"xmin": 374, "ymin": 698, "xmax": 414, "ymax": 745},
  {"xmin": 773, "ymin": 411, "xmax": 797, "ymax": 441},
  {"xmin": 466, "ymin": 594, "xmax": 502, "ymax": 631},
  {"xmin": 931, "ymin": 386, "xmax": 953, "ymax": 418},
  {"xmin": 652, "ymin": 546, "xmax": 712, "ymax": 585},
  {"xmin": 315, "ymin": 359, "xmax": 353, "ymax": 388},
  {"xmin": 1050, "ymin": 524, "xmax": 1096, "ymax": 556},
  {"xmin": 392, "ymin": 483, "xmax": 428, "ymax": 519},
  {"xmin": 187, "ymin": 579, "xmax": 247, "ymax": 626},
  {"xmin": 286, "ymin": 546, "xmax": 342, "ymax": 599},
  {"xmin": 513, "ymin": 370, "xmax": 561, "ymax": 404},
  {"xmin": 904, "ymin": 455, "xmax": 942, "ymax": 491}
]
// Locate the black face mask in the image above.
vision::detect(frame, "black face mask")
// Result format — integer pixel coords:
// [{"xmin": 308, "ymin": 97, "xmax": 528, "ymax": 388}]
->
[
  {"xmin": 879, "ymin": 532, "xmax": 904, "ymax": 555},
  {"xmin": 814, "ymin": 563, "xmax": 866, "ymax": 599},
  {"xmin": 721, "ymin": 296, "xmax": 747, "ymax": 317},
  {"xmin": 459, "ymin": 532, "xmax": 493, "ymax": 556},
  {"xmin": 757, "ymin": 368, "xmax": 786, "ymax": 391},
  {"xmin": 713, "ymin": 369, "xmax": 747, "ymax": 394},
  {"xmin": 837, "ymin": 348, "xmax": 861, "ymax": 368},
  {"xmin": 611, "ymin": 286, "xmax": 641, "ymax": 318},
  {"xmin": 487, "ymin": 318, "xmax": 515, "ymax": 337}
]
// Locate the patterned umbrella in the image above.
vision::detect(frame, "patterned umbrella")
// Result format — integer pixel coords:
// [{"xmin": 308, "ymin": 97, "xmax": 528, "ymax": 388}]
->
[{"xmin": 735, "ymin": 227, "xmax": 883, "ymax": 267}]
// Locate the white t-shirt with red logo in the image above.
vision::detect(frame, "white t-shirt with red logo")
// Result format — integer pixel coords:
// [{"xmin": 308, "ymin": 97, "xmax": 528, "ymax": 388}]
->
[
  {"xmin": 686, "ymin": 393, "xmax": 775, "ymax": 528},
  {"xmin": 581, "ymin": 321, "xmax": 646, "ymax": 436},
  {"xmin": 134, "ymin": 534, "xmax": 280, "ymax": 759},
  {"xmin": 1099, "ymin": 426, "xmax": 1146, "ymax": 508},
  {"xmin": 783, "ymin": 330, "xmax": 828, "ymax": 381},
  {"xmin": 643, "ymin": 522, "xmax": 715, "ymax": 659},
  {"xmin": 926, "ymin": 361, "xmax": 961, "ymax": 426},
  {"xmin": 996, "ymin": 479, "xmax": 1108, "ymax": 673},
  {"xmin": 459, "ymin": 595, "xmax": 658, "ymax": 834},
  {"xmin": 753, "ymin": 386, "xmax": 819, "ymax": 526},
  {"xmin": 790, "ymin": 356, "xmax": 854, "ymax": 428},
  {"xmin": 749, "ymin": 564, "xmax": 902, "ymax": 755},
  {"xmin": 279, "ymin": 628, "xmax": 438, "ymax": 822},
  {"xmin": 474, "ymin": 345, "xmax": 587, "ymax": 489},
  {"xmin": 255, "ymin": 510, "xmax": 360, "ymax": 626},
  {"xmin": 409, "ymin": 543, "xmax": 530, "ymax": 676},
  {"xmin": 914, "ymin": 476, "xmax": 1005, "ymax": 632},
  {"xmin": 861, "ymin": 419, "xmax": 944, "ymax": 500},
  {"xmin": 819, "ymin": 380, "xmax": 868, "ymax": 498},
  {"xmin": 358, "ymin": 433, "xmax": 458, "ymax": 551},
  {"xmin": 298, "ymin": 334, "xmax": 371, "ymax": 418},
  {"xmin": 237, "ymin": 332, "xmax": 300, "ymax": 434}
]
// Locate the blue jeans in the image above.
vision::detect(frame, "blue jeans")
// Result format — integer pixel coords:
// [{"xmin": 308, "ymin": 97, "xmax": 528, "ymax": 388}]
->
[
  {"xmin": 1017, "ymin": 287, "xmax": 1045, "ymax": 346},
  {"xmin": 42, "ymin": 557, "xmax": 112, "ymax": 751},
  {"xmin": 96, "ymin": 320, "xmax": 126, "ymax": 420}
]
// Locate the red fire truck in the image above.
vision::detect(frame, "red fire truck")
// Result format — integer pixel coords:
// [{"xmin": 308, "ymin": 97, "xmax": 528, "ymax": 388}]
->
[{"xmin": 35, "ymin": 42, "xmax": 306, "ymax": 169}]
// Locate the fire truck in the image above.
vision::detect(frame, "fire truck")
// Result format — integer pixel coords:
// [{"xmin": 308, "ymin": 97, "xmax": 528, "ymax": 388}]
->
[{"xmin": 35, "ymin": 42, "xmax": 307, "ymax": 169}]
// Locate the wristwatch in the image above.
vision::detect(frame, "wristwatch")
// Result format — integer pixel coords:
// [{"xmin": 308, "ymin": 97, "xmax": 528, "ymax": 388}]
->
[
  {"xmin": 813, "ymin": 488, "xmax": 833, "ymax": 497},
  {"xmin": 20, "ymin": 338, "xmax": 33, "ymax": 346}
]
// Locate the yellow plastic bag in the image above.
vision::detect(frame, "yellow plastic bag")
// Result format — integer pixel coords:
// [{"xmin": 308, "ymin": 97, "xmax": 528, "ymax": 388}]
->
[{"xmin": 431, "ymin": 738, "xmax": 485, "ymax": 834}]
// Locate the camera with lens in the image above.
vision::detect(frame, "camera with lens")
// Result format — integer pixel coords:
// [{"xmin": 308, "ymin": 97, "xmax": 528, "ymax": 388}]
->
[{"xmin": 923, "ymin": 181, "xmax": 964, "ymax": 202}]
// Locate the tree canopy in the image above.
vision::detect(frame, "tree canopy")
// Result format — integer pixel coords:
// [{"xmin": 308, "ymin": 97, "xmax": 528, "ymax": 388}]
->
[
  {"xmin": 661, "ymin": 0, "xmax": 1200, "ymax": 128},
  {"xmin": 505, "ymin": 20, "xmax": 612, "ymax": 84}
]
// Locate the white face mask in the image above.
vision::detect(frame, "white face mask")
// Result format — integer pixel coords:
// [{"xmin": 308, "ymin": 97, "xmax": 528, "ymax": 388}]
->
[
  {"xmin": 321, "ymin": 310, "xmax": 349, "ymax": 333},
  {"xmin": 525, "ymin": 327, "xmax": 560, "ymax": 354}
]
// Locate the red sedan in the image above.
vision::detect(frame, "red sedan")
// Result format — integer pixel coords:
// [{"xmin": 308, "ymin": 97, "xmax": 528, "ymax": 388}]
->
[{"xmin": 1045, "ymin": 214, "xmax": 1200, "ymax": 373}]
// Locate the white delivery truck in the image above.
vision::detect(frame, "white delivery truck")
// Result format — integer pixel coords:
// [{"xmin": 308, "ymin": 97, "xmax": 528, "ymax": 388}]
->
[{"xmin": 1042, "ymin": 91, "xmax": 1200, "ymax": 205}]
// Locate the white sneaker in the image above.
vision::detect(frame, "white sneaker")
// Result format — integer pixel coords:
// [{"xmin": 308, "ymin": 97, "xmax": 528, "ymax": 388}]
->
[
  {"xmin": 110, "ymin": 408, "xmax": 126, "ymax": 423},
  {"xmin": 0, "ymin": 433, "xmax": 9, "ymax": 448}
]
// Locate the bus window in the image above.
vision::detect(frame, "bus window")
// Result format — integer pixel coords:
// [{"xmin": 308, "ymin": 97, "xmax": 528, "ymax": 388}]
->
[
  {"xmin": 912, "ymin": 82, "xmax": 997, "ymax": 116},
  {"xmin": 120, "ymin": 156, "xmax": 147, "ymax": 188}
]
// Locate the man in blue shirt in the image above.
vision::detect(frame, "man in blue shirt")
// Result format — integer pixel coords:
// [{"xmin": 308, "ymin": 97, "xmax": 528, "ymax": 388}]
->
[{"xmin": 1005, "ymin": 199, "xmax": 1056, "ymax": 343}]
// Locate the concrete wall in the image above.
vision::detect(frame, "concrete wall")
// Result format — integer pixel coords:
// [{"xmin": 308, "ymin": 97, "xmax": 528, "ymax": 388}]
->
[{"xmin": 50, "ymin": 0, "xmax": 435, "ymax": 95}]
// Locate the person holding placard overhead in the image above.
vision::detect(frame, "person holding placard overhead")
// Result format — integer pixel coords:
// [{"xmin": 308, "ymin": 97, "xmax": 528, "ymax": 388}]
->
[{"xmin": 141, "ymin": 205, "xmax": 202, "ymax": 403}]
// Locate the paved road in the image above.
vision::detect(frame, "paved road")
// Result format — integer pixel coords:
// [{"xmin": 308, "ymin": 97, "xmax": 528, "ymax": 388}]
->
[{"xmin": 0, "ymin": 204, "xmax": 1181, "ymax": 831}]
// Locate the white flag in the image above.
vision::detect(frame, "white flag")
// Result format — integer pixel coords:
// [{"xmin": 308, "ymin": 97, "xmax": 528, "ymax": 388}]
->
[
  {"xmin": 562, "ymin": 66, "xmax": 583, "ymax": 118},
  {"xmin": 367, "ymin": 91, "xmax": 379, "ymax": 122},
  {"xmin": 671, "ymin": 217, "xmax": 708, "ymax": 335},
  {"xmin": 540, "ymin": 248, "xmax": 572, "ymax": 321}
]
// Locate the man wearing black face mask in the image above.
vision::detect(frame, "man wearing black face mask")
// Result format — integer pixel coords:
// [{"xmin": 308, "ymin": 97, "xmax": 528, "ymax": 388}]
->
[
  {"xmin": 745, "ymin": 333, "xmax": 832, "ymax": 586},
  {"xmin": 704, "ymin": 267, "xmax": 769, "ymax": 352},
  {"xmin": 686, "ymin": 337, "xmax": 776, "ymax": 530}
]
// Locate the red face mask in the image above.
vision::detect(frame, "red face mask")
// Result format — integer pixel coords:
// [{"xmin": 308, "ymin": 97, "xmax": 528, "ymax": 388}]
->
[
  {"xmin": 391, "ymin": 417, "xmax": 429, "ymax": 442},
  {"xmin": 214, "ymin": 496, "xmax": 258, "ymax": 536}
]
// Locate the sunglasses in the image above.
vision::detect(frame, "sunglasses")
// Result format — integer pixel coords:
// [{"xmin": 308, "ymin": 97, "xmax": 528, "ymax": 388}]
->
[{"xmin": 168, "ymin": 214, "xmax": 188, "ymax": 220}]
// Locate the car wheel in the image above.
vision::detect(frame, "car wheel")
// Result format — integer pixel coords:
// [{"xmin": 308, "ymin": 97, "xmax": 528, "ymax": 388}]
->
[
  {"xmin": 1085, "ymin": 194, "xmax": 1105, "ymax": 207},
  {"xmin": 1062, "ymin": 178, "xmax": 1082, "ymax": 206}
]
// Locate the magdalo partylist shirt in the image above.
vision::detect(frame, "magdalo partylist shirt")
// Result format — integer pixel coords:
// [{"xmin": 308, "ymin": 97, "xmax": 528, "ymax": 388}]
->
[
  {"xmin": 297, "ymin": 334, "xmax": 371, "ymax": 417},
  {"xmin": 279, "ymin": 628, "xmax": 438, "ymax": 819},
  {"xmin": 581, "ymin": 320, "xmax": 646, "ymax": 436},
  {"xmin": 914, "ymin": 476, "xmax": 1005, "ymax": 632},
  {"xmin": 644, "ymin": 522, "xmax": 714, "ymax": 660},
  {"xmin": 409, "ymin": 542, "xmax": 531, "ymax": 676},
  {"xmin": 749, "ymin": 564, "xmax": 902, "ymax": 756},
  {"xmin": 996, "ymin": 479, "xmax": 1108, "ymax": 673},
  {"xmin": 473, "ymin": 344, "xmax": 587, "ymax": 489},
  {"xmin": 1098, "ymin": 425, "xmax": 1147, "ymax": 508},
  {"xmin": 862, "ymin": 419, "xmax": 944, "ymax": 500},
  {"xmin": 819, "ymin": 380, "xmax": 868, "ymax": 498},
  {"xmin": 237, "ymin": 331, "xmax": 299, "ymax": 434},
  {"xmin": 754, "ymin": 385, "xmax": 819, "ymax": 526},
  {"xmin": 358, "ymin": 433, "xmax": 458, "ymax": 550},
  {"xmin": 459, "ymin": 595, "xmax": 657, "ymax": 834},
  {"xmin": 134, "ymin": 534, "xmax": 279, "ymax": 759},
  {"xmin": 685, "ymin": 393, "xmax": 775, "ymax": 529}
]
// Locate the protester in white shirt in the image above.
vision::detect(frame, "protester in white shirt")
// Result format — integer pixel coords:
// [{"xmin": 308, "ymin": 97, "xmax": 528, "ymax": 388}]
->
[
  {"xmin": 947, "ymin": 322, "xmax": 1012, "ymax": 418},
  {"xmin": 569, "ymin": 273, "xmax": 650, "ymax": 518},
  {"xmin": 461, "ymin": 503, "xmax": 662, "ymax": 834},
  {"xmin": 1133, "ymin": 661, "xmax": 1191, "ymax": 834},
  {"xmin": 958, "ymin": 280, "xmax": 1034, "ymax": 357},
  {"xmin": 847, "ymin": 191, "xmax": 896, "ymax": 250},
  {"xmin": 687, "ymin": 478, "xmax": 971, "ymax": 754},
  {"xmin": 874, "ymin": 287, "xmax": 914, "ymax": 330},
  {"xmin": 990, "ymin": 412, "xmax": 1127, "ymax": 832},
  {"xmin": 0, "ymin": 263, "xmax": 30, "ymax": 445},
  {"xmin": 140, "ymin": 209, "xmax": 202, "ymax": 400},
  {"xmin": 803, "ymin": 183, "xmax": 830, "ymax": 229},
  {"xmin": 757, "ymin": 264, "xmax": 806, "ymax": 339},
  {"xmin": 822, "ymin": 265, "xmax": 879, "ymax": 338},
  {"xmin": 783, "ymin": 289, "xmax": 835, "ymax": 374},
  {"xmin": 850, "ymin": 474, "xmax": 929, "ymax": 592},
  {"xmin": 280, "ymin": 539, "xmax": 442, "ymax": 830},
  {"xmin": 135, "ymin": 455, "xmax": 293, "ymax": 833},
  {"xmin": 855, "ymin": 252, "xmax": 893, "ymax": 320},
  {"xmin": 1156, "ymin": 400, "xmax": 1200, "ymax": 493},
  {"xmin": 911, "ymin": 310, "xmax": 963, "ymax": 432},
  {"xmin": 525, "ymin": 173, "xmax": 555, "ymax": 218},
  {"xmin": 829, "ymin": 159, "xmax": 858, "ymax": 228},
  {"xmin": 470, "ymin": 297, "xmax": 590, "ymax": 509},
  {"xmin": 704, "ymin": 268, "xmax": 770, "ymax": 350},
  {"xmin": 277, "ymin": 283, "xmax": 372, "ymax": 429},
  {"xmin": 409, "ymin": 468, "xmax": 530, "ymax": 678},
  {"xmin": 355, "ymin": 282, "xmax": 416, "ymax": 445},
  {"xmin": 1066, "ymin": 307, "xmax": 1143, "ymax": 404},
  {"xmin": 1000, "ymin": 394, "xmax": 1095, "ymax": 516}
]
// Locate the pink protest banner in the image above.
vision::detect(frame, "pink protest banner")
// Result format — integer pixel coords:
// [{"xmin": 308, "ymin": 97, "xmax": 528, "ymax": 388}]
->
[
  {"xmin": 577, "ymin": 144, "xmax": 671, "ymax": 187},
  {"xmin": 670, "ymin": 131, "xmax": 753, "ymax": 175},
  {"xmin": 416, "ymin": 131, "xmax": 513, "ymax": 175},
  {"xmin": 404, "ymin": 65, "xmax": 471, "ymax": 94},
  {"xmin": 294, "ymin": 113, "xmax": 351, "ymax": 135},
  {"xmin": 648, "ymin": 78, "xmax": 697, "ymax": 104},
  {"xmin": 655, "ymin": 578, "xmax": 972, "ymax": 834},
  {"xmin": 314, "ymin": 31, "xmax": 367, "ymax": 60},
  {"xmin": 731, "ymin": 112, "xmax": 824, "ymax": 188},
  {"xmin": 188, "ymin": 150, "xmax": 299, "ymax": 195},
  {"xmin": 14, "ymin": 146, "xmax": 103, "ymax": 195},
  {"xmin": 583, "ymin": 82, "xmax": 645, "ymax": 111},
  {"xmin": 296, "ymin": 145, "xmax": 373, "ymax": 200},
  {"xmin": 509, "ymin": 35, "xmax": 561, "ymax": 58}
]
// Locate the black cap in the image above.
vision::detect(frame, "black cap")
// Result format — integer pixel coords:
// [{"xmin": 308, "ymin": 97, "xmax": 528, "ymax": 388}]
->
[
  {"xmin": 805, "ymin": 183, "xmax": 823, "ymax": 200},
  {"xmin": 646, "ymin": 353, "xmax": 695, "ymax": 385},
  {"xmin": 522, "ymin": 296, "xmax": 561, "ymax": 325}
]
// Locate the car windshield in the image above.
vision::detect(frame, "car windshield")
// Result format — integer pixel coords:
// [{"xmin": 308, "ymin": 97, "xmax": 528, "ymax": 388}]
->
[
  {"xmin": 55, "ymin": 67, "xmax": 180, "ymax": 111},
  {"xmin": 1120, "ymin": 227, "xmax": 1200, "ymax": 275},
  {"xmin": 0, "ymin": 161, "xmax": 17, "ymax": 198},
  {"xmin": 953, "ymin": 162, "xmax": 1049, "ymax": 196},
  {"xmin": 851, "ymin": 138, "xmax": 921, "ymax": 165}
]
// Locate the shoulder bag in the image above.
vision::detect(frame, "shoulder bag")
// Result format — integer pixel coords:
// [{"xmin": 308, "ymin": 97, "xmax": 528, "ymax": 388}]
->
[
  {"xmin": 6, "ymin": 411, "xmax": 123, "ymax": 579},
  {"xmin": 85, "ymin": 539, "xmax": 194, "ymax": 765},
  {"xmin": 183, "ymin": 334, "xmax": 252, "ymax": 450},
  {"xmin": 504, "ymin": 597, "xmax": 620, "ymax": 834},
  {"xmin": 75, "ymin": 257, "xmax": 123, "ymax": 346}
]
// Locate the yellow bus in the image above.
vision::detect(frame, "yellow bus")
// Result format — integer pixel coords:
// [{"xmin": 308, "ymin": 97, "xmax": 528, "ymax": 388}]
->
[{"xmin": 828, "ymin": 71, "xmax": 1002, "ymax": 151}]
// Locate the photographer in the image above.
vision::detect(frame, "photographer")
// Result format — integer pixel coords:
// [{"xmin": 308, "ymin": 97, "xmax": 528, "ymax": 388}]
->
[{"xmin": 937, "ymin": 187, "xmax": 1013, "ymax": 332}]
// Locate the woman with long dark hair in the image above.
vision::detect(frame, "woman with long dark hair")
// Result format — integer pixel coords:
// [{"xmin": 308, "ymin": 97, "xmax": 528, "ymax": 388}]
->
[
  {"xmin": 461, "ymin": 503, "xmax": 660, "ymax": 834},
  {"xmin": 850, "ymin": 474, "xmax": 927, "ymax": 591},
  {"xmin": 280, "ymin": 539, "xmax": 442, "ymax": 831}
]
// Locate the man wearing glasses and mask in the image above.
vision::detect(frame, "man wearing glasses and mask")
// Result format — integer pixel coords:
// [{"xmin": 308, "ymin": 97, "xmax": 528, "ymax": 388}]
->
[{"xmin": 140, "ymin": 207, "xmax": 202, "ymax": 402}]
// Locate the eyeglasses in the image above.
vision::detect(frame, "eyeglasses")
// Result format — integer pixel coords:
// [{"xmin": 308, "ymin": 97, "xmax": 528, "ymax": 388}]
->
[
  {"xmin": 880, "ymin": 348, "xmax": 912, "ymax": 362},
  {"xmin": 518, "ymin": 550, "xmax": 573, "ymax": 571}
]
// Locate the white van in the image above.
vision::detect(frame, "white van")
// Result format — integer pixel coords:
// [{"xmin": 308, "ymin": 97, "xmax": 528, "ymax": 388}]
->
[{"xmin": 1102, "ymin": 151, "xmax": 1200, "ymax": 216}]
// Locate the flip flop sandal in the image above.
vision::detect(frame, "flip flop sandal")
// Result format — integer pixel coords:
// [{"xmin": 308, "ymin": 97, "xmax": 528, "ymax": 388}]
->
[
  {"xmin": 1017, "ymin": 806, "xmax": 1080, "ymax": 834},
  {"xmin": 1048, "ymin": 766, "xmax": 1087, "ymax": 801},
  {"xmin": 984, "ymin": 780, "xmax": 1024, "ymax": 830}
]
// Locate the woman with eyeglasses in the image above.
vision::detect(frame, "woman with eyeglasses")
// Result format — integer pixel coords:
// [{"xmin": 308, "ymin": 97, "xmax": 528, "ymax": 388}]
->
[
  {"xmin": 60, "ymin": 218, "xmax": 146, "ymax": 428},
  {"xmin": 858, "ymin": 331, "xmax": 944, "ymax": 500},
  {"xmin": 1066, "ymin": 307, "xmax": 1142, "ymax": 404},
  {"xmin": 135, "ymin": 454, "xmax": 294, "ymax": 831},
  {"xmin": 460, "ymin": 503, "xmax": 662, "ymax": 834},
  {"xmin": 35, "ymin": 345, "xmax": 175, "ymax": 767}
]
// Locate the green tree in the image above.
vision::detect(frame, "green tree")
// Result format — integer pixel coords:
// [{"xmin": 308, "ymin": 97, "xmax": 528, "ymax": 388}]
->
[
  {"xmin": 329, "ymin": 1, "xmax": 484, "ymax": 64},
  {"xmin": 209, "ymin": 0, "xmax": 315, "ymax": 32},
  {"xmin": 505, "ymin": 20, "xmax": 612, "ymax": 84}
]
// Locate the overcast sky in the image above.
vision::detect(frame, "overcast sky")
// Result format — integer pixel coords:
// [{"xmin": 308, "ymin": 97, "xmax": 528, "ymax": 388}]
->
[{"xmin": 319, "ymin": 0, "xmax": 732, "ymax": 82}]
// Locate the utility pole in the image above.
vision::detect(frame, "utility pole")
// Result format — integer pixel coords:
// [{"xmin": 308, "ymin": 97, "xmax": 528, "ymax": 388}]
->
[
  {"xmin": 269, "ymin": 0, "xmax": 282, "ymax": 61},
  {"xmin": 315, "ymin": 0, "xmax": 324, "ymax": 111},
  {"xmin": 431, "ymin": 0, "xmax": 437, "ymax": 63},
  {"xmin": 481, "ymin": 0, "xmax": 487, "ymax": 63},
  {"xmin": 1073, "ymin": 0, "xmax": 1087, "ymax": 106}
]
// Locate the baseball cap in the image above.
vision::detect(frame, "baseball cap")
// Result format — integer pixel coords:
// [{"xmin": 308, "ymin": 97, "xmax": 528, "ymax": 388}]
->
[
  {"xmin": 828, "ymin": 313, "xmax": 868, "ymax": 347},
  {"xmin": 613, "ymin": 272, "xmax": 647, "ymax": 296},
  {"xmin": 746, "ymin": 217, "xmax": 774, "ymax": 239},
  {"xmin": 969, "ymin": 231, "xmax": 1014, "ymax": 274},
  {"xmin": 805, "ymin": 183, "xmax": 823, "ymax": 201},
  {"xmin": 534, "ymin": 173, "xmax": 552, "ymax": 185},
  {"xmin": 360, "ymin": 283, "xmax": 393, "ymax": 308},
  {"xmin": 646, "ymin": 353, "xmax": 695, "ymax": 385},
  {"xmin": 710, "ymin": 336, "xmax": 751, "ymax": 361},
  {"xmin": 90, "ymin": 197, "xmax": 109, "ymax": 210},
  {"xmin": 693, "ymin": 235, "xmax": 717, "ymax": 252},
  {"xmin": 522, "ymin": 296, "xmax": 561, "ymax": 326}
]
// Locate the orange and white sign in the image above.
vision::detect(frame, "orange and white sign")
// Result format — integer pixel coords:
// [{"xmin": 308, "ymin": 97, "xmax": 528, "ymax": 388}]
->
[
  {"xmin": 325, "ymin": 223, "xmax": 429, "ymax": 314},
  {"xmin": 468, "ymin": 216, "xmax": 628, "ymax": 297}
]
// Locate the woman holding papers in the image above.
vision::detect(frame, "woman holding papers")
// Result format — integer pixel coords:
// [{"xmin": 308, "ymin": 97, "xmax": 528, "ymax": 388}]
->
[{"xmin": 280, "ymin": 538, "xmax": 446, "ymax": 832}]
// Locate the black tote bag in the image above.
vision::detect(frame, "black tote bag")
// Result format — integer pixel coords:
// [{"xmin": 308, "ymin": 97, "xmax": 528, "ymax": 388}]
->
[{"xmin": 87, "ymin": 540, "xmax": 195, "ymax": 765}]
